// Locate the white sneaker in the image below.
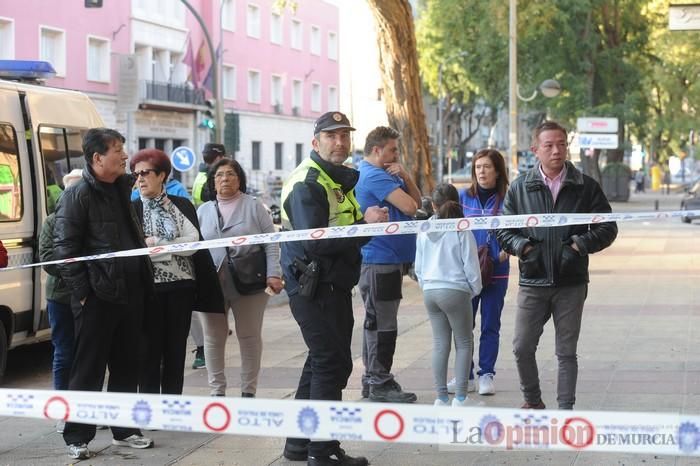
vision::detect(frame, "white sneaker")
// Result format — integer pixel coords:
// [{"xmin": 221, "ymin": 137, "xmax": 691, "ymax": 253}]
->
[
  {"xmin": 434, "ymin": 398, "xmax": 450, "ymax": 407},
  {"xmin": 452, "ymin": 397, "xmax": 470, "ymax": 407},
  {"xmin": 56, "ymin": 420, "xmax": 65, "ymax": 434},
  {"xmin": 67, "ymin": 443, "xmax": 90, "ymax": 459},
  {"xmin": 447, "ymin": 378, "xmax": 476, "ymax": 394},
  {"xmin": 112, "ymin": 434, "xmax": 154, "ymax": 449},
  {"xmin": 478, "ymin": 374, "xmax": 496, "ymax": 395}
]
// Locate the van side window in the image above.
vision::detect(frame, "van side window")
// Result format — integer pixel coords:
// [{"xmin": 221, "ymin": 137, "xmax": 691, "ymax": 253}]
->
[
  {"xmin": 0, "ymin": 123, "xmax": 23, "ymax": 222},
  {"xmin": 39, "ymin": 126, "xmax": 87, "ymax": 214}
]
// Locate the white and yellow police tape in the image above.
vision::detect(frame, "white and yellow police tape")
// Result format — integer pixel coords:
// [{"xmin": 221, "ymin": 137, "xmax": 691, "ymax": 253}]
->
[
  {"xmin": 3, "ymin": 209, "xmax": 698, "ymax": 271},
  {"xmin": 2, "ymin": 388, "xmax": 699, "ymax": 456}
]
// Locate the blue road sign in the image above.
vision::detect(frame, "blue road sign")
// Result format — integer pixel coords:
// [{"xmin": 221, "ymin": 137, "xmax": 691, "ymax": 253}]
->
[{"xmin": 171, "ymin": 146, "xmax": 196, "ymax": 172}]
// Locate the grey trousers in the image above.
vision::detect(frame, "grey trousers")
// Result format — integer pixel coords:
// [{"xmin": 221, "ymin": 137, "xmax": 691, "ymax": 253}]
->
[
  {"xmin": 190, "ymin": 311, "xmax": 204, "ymax": 347},
  {"xmin": 360, "ymin": 263, "xmax": 403, "ymax": 386},
  {"xmin": 199, "ymin": 267, "xmax": 269, "ymax": 396},
  {"xmin": 512, "ymin": 284, "xmax": 587, "ymax": 409},
  {"xmin": 424, "ymin": 288, "xmax": 473, "ymax": 399}
]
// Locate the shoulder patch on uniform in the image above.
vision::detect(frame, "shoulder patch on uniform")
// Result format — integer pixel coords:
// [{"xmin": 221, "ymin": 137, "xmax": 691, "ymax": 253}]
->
[{"xmin": 305, "ymin": 167, "xmax": 321, "ymax": 184}]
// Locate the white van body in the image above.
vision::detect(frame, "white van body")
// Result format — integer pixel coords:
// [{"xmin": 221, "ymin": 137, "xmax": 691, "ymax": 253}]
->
[{"xmin": 0, "ymin": 77, "xmax": 104, "ymax": 381}]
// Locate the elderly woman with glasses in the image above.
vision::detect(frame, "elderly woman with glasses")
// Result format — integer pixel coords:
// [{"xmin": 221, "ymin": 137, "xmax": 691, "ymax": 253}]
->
[
  {"xmin": 131, "ymin": 148, "xmax": 224, "ymax": 395},
  {"xmin": 197, "ymin": 158, "xmax": 283, "ymax": 398}
]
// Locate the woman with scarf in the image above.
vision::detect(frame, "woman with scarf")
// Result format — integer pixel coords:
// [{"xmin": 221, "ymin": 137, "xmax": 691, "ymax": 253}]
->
[
  {"xmin": 197, "ymin": 158, "xmax": 283, "ymax": 398},
  {"xmin": 131, "ymin": 148, "xmax": 223, "ymax": 395}
]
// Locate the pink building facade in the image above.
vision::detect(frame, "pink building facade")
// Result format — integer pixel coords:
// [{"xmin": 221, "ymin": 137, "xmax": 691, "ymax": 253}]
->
[{"xmin": 0, "ymin": 0, "xmax": 340, "ymax": 188}]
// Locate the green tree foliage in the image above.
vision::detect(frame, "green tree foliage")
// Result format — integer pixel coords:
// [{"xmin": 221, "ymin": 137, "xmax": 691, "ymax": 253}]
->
[
  {"xmin": 417, "ymin": 0, "xmax": 698, "ymax": 175},
  {"xmin": 642, "ymin": 0, "xmax": 700, "ymax": 162}
]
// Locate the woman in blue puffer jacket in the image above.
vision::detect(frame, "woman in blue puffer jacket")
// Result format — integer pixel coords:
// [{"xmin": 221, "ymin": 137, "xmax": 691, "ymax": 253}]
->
[{"xmin": 456, "ymin": 148, "xmax": 510, "ymax": 396}]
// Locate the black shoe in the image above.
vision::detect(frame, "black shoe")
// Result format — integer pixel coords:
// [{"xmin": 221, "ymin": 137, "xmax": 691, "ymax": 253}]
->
[
  {"xmin": 308, "ymin": 448, "xmax": 368, "ymax": 466},
  {"xmin": 368, "ymin": 379, "xmax": 417, "ymax": 403},
  {"xmin": 241, "ymin": 392, "xmax": 255, "ymax": 398},
  {"xmin": 361, "ymin": 382, "xmax": 369, "ymax": 399},
  {"xmin": 283, "ymin": 442, "xmax": 308, "ymax": 461}
]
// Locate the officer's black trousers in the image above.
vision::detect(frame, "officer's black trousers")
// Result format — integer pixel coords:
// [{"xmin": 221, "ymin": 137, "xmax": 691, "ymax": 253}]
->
[{"xmin": 286, "ymin": 283, "xmax": 354, "ymax": 457}]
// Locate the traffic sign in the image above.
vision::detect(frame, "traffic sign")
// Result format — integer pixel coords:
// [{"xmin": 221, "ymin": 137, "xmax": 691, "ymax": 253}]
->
[
  {"xmin": 578, "ymin": 133, "xmax": 619, "ymax": 149},
  {"xmin": 171, "ymin": 146, "xmax": 196, "ymax": 172},
  {"xmin": 576, "ymin": 117, "xmax": 619, "ymax": 133}
]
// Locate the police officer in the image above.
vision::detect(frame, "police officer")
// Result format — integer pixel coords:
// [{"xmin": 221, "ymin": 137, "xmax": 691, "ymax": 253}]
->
[
  {"xmin": 192, "ymin": 143, "xmax": 226, "ymax": 206},
  {"xmin": 281, "ymin": 112, "xmax": 387, "ymax": 466}
]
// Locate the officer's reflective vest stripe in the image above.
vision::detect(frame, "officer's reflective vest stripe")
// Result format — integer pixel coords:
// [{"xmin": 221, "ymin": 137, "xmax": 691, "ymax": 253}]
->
[
  {"xmin": 281, "ymin": 158, "xmax": 362, "ymax": 230},
  {"xmin": 192, "ymin": 171, "xmax": 208, "ymax": 207}
]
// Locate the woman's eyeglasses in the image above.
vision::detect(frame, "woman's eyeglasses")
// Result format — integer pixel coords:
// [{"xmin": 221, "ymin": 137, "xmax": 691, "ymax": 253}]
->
[
  {"xmin": 134, "ymin": 169, "xmax": 158, "ymax": 178},
  {"xmin": 214, "ymin": 171, "xmax": 238, "ymax": 179}
]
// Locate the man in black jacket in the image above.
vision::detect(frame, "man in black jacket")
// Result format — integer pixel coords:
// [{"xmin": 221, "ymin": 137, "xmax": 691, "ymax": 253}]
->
[
  {"xmin": 53, "ymin": 128, "xmax": 155, "ymax": 460},
  {"xmin": 497, "ymin": 121, "xmax": 617, "ymax": 411}
]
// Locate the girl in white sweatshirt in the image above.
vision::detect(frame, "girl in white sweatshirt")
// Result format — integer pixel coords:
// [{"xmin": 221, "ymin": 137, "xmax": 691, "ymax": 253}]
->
[{"xmin": 415, "ymin": 184, "xmax": 482, "ymax": 407}]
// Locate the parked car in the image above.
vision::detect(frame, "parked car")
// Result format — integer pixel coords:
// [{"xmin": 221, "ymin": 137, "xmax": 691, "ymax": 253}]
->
[
  {"xmin": 680, "ymin": 180, "xmax": 700, "ymax": 223},
  {"xmin": 442, "ymin": 163, "xmax": 472, "ymax": 189}
]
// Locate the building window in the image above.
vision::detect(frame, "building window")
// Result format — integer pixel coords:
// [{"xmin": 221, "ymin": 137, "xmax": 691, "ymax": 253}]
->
[
  {"xmin": 271, "ymin": 75, "xmax": 283, "ymax": 112},
  {"xmin": 40, "ymin": 26, "xmax": 66, "ymax": 76},
  {"xmin": 252, "ymin": 141, "xmax": 261, "ymax": 170},
  {"xmin": 295, "ymin": 143, "xmax": 303, "ymax": 165},
  {"xmin": 311, "ymin": 82, "xmax": 321, "ymax": 112},
  {"xmin": 327, "ymin": 86, "xmax": 338, "ymax": 111},
  {"xmin": 310, "ymin": 25, "xmax": 321, "ymax": 56},
  {"xmin": 290, "ymin": 19, "xmax": 302, "ymax": 50},
  {"xmin": 247, "ymin": 4, "xmax": 260, "ymax": 38},
  {"xmin": 328, "ymin": 31, "xmax": 337, "ymax": 60},
  {"xmin": 248, "ymin": 69, "xmax": 261, "ymax": 103},
  {"xmin": 87, "ymin": 36, "xmax": 110, "ymax": 82},
  {"xmin": 222, "ymin": 0, "xmax": 236, "ymax": 31},
  {"xmin": 0, "ymin": 18, "xmax": 14, "ymax": 59},
  {"xmin": 223, "ymin": 65, "xmax": 236, "ymax": 100},
  {"xmin": 274, "ymin": 142, "xmax": 283, "ymax": 170},
  {"xmin": 292, "ymin": 79, "xmax": 302, "ymax": 115},
  {"xmin": 270, "ymin": 12, "xmax": 282, "ymax": 45}
]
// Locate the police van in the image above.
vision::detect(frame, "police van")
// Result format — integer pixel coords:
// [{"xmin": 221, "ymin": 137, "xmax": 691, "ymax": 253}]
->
[{"xmin": 0, "ymin": 60, "xmax": 104, "ymax": 382}]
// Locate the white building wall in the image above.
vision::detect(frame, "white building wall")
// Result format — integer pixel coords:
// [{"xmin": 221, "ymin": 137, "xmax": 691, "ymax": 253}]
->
[
  {"xmin": 338, "ymin": 1, "xmax": 388, "ymax": 154},
  {"xmin": 237, "ymin": 111, "xmax": 315, "ymax": 191}
]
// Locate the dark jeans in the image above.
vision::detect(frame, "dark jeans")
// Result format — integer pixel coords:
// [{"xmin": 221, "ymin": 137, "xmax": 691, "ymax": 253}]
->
[
  {"xmin": 470, "ymin": 278, "xmax": 508, "ymax": 378},
  {"xmin": 512, "ymin": 284, "xmax": 587, "ymax": 409},
  {"xmin": 139, "ymin": 283, "xmax": 195, "ymax": 395},
  {"xmin": 63, "ymin": 289, "xmax": 145, "ymax": 446},
  {"xmin": 47, "ymin": 299, "xmax": 74, "ymax": 391},
  {"xmin": 285, "ymin": 284, "xmax": 354, "ymax": 457}
]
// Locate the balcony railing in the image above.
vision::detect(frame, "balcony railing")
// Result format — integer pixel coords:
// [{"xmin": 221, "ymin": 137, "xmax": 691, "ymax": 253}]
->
[{"xmin": 141, "ymin": 80, "xmax": 205, "ymax": 105}]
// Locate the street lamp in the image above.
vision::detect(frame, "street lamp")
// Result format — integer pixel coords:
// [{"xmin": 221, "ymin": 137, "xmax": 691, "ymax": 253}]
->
[
  {"xmin": 509, "ymin": 0, "xmax": 561, "ymax": 178},
  {"xmin": 436, "ymin": 51, "xmax": 468, "ymax": 185}
]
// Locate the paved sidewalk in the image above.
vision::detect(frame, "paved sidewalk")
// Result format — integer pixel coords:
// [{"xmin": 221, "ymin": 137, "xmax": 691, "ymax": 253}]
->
[{"xmin": 0, "ymin": 194, "xmax": 698, "ymax": 465}]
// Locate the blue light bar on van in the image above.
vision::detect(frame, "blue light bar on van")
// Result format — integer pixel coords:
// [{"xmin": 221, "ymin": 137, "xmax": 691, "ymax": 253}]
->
[{"xmin": 0, "ymin": 60, "xmax": 56, "ymax": 80}]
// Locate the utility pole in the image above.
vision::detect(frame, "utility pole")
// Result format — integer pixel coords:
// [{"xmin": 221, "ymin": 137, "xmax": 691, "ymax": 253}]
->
[{"xmin": 181, "ymin": 0, "xmax": 224, "ymax": 143}]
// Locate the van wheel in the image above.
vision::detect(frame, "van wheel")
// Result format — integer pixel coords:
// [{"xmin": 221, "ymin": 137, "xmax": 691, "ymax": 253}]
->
[{"xmin": 0, "ymin": 320, "xmax": 6, "ymax": 384}]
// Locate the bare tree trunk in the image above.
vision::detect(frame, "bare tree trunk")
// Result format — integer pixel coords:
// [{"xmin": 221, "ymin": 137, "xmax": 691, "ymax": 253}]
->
[{"xmin": 367, "ymin": 0, "xmax": 433, "ymax": 193}]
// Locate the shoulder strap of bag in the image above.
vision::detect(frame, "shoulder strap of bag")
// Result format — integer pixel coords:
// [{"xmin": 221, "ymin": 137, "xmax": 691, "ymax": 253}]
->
[{"xmin": 215, "ymin": 201, "xmax": 234, "ymax": 262}]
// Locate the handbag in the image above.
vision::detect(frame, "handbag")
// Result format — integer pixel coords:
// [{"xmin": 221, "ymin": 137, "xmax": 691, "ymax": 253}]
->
[
  {"xmin": 227, "ymin": 246, "xmax": 267, "ymax": 295},
  {"xmin": 216, "ymin": 201, "xmax": 267, "ymax": 295},
  {"xmin": 477, "ymin": 198, "xmax": 501, "ymax": 288}
]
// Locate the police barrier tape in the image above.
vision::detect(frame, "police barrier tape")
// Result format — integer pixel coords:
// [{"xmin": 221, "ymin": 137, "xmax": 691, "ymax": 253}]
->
[
  {"xmin": 2, "ymin": 209, "xmax": 698, "ymax": 272},
  {"xmin": 2, "ymin": 388, "xmax": 700, "ymax": 456}
]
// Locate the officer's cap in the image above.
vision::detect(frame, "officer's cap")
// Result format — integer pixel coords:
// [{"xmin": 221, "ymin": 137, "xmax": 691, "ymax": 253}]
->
[
  {"xmin": 313, "ymin": 112, "xmax": 356, "ymax": 135},
  {"xmin": 202, "ymin": 143, "xmax": 226, "ymax": 156}
]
